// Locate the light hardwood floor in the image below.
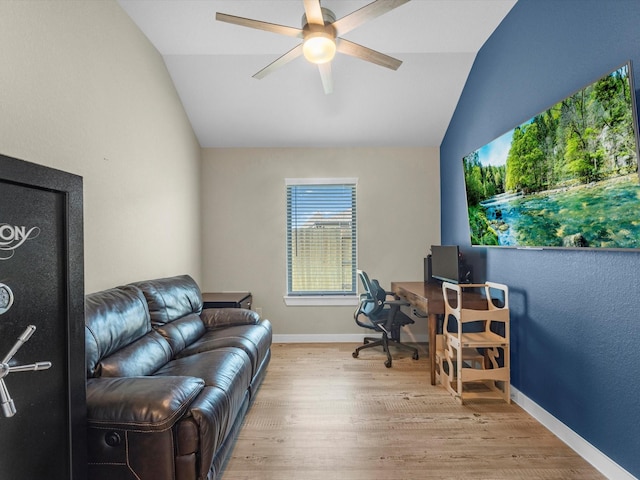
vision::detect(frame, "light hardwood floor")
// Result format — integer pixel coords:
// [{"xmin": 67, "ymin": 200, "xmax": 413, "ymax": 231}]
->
[{"xmin": 222, "ymin": 343, "xmax": 604, "ymax": 479}]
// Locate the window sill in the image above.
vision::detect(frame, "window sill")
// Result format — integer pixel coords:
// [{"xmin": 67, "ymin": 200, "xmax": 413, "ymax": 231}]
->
[{"xmin": 283, "ymin": 295, "xmax": 359, "ymax": 307}]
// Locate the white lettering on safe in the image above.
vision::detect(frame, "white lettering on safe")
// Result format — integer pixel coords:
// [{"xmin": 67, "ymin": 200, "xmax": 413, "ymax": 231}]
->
[{"xmin": 0, "ymin": 224, "xmax": 40, "ymax": 260}]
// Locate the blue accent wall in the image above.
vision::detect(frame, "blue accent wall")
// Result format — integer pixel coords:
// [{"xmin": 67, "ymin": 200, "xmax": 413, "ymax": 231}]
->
[{"xmin": 440, "ymin": 0, "xmax": 640, "ymax": 476}]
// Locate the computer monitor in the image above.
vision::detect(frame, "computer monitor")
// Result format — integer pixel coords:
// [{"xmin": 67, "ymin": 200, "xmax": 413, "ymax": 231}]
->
[{"xmin": 430, "ymin": 245, "xmax": 460, "ymax": 284}]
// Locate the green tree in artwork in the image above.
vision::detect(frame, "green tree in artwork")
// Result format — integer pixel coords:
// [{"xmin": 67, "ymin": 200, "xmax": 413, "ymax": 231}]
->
[
  {"xmin": 532, "ymin": 108, "xmax": 560, "ymax": 186},
  {"xmin": 505, "ymin": 127, "xmax": 523, "ymax": 192},
  {"xmin": 463, "ymin": 152, "xmax": 506, "ymax": 205},
  {"xmin": 593, "ymin": 68, "xmax": 628, "ymax": 127},
  {"xmin": 559, "ymin": 88, "xmax": 604, "ymax": 183},
  {"xmin": 506, "ymin": 123, "xmax": 545, "ymax": 193},
  {"xmin": 564, "ymin": 132, "xmax": 594, "ymax": 181},
  {"xmin": 592, "ymin": 66, "xmax": 638, "ymax": 174},
  {"xmin": 463, "ymin": 152, "xmax": 484, "ymax": 205}
]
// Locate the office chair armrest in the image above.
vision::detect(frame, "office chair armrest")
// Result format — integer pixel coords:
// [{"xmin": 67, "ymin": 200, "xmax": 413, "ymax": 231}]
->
[
  {"xmin": 385, "ymin": 299, "xmax": 410, "ymax": 307},
  {"xmin": 379, "ymin": 299, "xmax": 413, "ymax": 331}
]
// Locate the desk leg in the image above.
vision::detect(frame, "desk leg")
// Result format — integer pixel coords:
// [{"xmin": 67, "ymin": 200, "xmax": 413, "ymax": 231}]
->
[{"xmin": 428, "ymin": 312, "xmax": 437, "ymax": 385}]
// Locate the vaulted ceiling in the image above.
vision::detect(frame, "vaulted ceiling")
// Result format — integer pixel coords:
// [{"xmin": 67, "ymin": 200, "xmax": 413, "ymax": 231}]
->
[{"xmin": 118, "ymin": 0, "xmax": 517, "ymax": 148}]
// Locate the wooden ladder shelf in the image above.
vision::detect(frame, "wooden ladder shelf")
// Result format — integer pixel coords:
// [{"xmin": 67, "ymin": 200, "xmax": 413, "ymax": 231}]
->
[{"xmin": 438, "ymin": 282, "xmax": 511, "ymax": 404}]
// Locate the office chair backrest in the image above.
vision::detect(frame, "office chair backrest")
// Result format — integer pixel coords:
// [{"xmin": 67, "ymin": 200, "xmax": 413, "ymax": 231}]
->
[
  {"xmin": 361, "ymin": 278, "xmax": 386, "ymax": 317},
  {"xmin": 357, "ymin": 270, "xmax": 372, "ymax": 295}
]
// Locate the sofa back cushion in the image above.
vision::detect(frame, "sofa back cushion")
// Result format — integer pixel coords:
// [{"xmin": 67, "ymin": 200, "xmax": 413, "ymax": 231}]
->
[
  {"xmin": 94, "ymin": 329, "xmax": 173, "ymax": 377},
  {"xmin": 85, "ymin": 285, "xmax": 172, "ymax": 378},
  {"xmin": 130, "ymin": 275, "xmax": 205, "ymax": 355}
]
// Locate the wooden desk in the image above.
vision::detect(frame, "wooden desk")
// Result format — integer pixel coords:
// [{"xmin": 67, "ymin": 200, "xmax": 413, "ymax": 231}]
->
[{"xmin": 390, "ymin": 282, "xmax": 486, "ymax": 385}]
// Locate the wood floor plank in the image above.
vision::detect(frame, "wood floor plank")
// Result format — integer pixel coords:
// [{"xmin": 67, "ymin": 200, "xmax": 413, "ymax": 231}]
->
[{"xmin": 221, "ymin": 343, "xmax": 604, "ymax": 479}]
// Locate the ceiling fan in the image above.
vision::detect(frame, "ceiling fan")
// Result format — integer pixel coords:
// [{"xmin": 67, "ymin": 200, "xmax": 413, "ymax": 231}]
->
[{"xmin": 216, "ymin": 0, "xmax": 410, "ymax": 94}]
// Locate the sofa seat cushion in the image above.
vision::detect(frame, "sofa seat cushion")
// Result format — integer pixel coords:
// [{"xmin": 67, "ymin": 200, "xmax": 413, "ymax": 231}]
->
[
  {"xmin": 153, "ymin": 347, "xmax": 251, "ymax": 438},
  {"xmin": 178, "ymin": 321, "xmax": 272, "ymax": 378}
]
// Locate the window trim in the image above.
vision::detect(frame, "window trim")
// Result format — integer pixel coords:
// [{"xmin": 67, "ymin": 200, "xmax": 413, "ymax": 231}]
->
[
  {"xmin": 284, "ymin": 177, "xmax": 358, "ymax": 306},
  {"xmin": 283, "ymin": 295, "xmax": 359, "ymax": 307}
]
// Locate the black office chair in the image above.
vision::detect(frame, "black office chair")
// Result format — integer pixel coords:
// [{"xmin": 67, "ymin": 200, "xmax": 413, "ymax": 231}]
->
[{"xmin": 352, "ymin": 270, "xmax": 419, "ymax": 368}]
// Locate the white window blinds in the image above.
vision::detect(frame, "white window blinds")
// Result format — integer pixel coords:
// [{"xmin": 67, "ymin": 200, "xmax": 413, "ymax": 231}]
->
[{"xmin": 286, "ymin": 179, "xmax": 357, "ymax": 296}]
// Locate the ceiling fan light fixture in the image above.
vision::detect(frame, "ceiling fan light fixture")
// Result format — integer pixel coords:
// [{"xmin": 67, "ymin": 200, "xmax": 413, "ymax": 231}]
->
[
  {"xmin": 302, "ymin": 32, "xmax": 336, "ymax": 64},
  {"xmin": 216, "ymin": 0, "xmax": 410, "ymax": 92}
]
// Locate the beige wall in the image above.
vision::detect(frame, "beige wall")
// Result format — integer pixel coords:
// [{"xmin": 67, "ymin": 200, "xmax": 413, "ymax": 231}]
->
[
  {"xmin": 201, "ymin": 147, "xmax": 440, "ymax": 338},
  {"xmin": 0, "ymin": 1, "xmax": 439, "ymax": 333},
  {"xmin": 0, "ymin": 1, "xmax": 202, "ymax": 293}
]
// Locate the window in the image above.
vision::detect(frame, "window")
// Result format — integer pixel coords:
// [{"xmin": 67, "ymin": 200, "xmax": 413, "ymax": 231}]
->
[{"xmin": 286, "ymin": 178, "xmax": 357, "ymax": 301}]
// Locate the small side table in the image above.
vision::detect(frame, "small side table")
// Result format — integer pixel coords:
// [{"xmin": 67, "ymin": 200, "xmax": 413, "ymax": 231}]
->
[{"xmin": 202, "ymin": 292, "xmax": 252, "ymax": 310}]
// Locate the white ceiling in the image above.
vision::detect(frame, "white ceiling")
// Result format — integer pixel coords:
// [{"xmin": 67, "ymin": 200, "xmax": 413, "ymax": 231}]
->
[{"xmin": 117, "ymin": 0, "xmax": 517, "ymax": 148}]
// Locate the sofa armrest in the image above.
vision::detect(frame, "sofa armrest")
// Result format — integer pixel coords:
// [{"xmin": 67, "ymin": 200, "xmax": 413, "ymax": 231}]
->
[
  {"xmin": 200, "ymin": 307, "xmax": 260, "ymax": 330},
  {"xmin": 86, "ymin": 376, "xmax": 204, "ymax": 432}
]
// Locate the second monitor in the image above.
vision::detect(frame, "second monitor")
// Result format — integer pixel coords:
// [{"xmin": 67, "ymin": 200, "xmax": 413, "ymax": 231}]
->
[{"xmin": 426, "ymin": 245, "xmax": 472, "ymax": 284}]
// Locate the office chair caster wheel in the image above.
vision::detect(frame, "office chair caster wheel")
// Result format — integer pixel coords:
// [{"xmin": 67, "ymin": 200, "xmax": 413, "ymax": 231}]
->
[
  {"xmin": 413, "ymin": 352, "xmax": 419, "ymax": 360},
  {"xmin": 384, "ymin": 359, "xmax": 392, "ymax": 368},
  {"xmin": 352, "ymin": 351, "xmax": 358, "ymax": 358}
]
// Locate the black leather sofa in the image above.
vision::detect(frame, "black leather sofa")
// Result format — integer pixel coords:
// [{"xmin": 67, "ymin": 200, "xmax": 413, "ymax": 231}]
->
[{"xmin": 84, "ymin": 274, "xmax": 271, "ymax": 480}]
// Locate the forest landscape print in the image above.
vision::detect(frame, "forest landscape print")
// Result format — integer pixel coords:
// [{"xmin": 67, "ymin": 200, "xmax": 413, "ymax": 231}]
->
[{"xmin": 463, "ymin": 63, "xmax": 640, "ymax": 249}]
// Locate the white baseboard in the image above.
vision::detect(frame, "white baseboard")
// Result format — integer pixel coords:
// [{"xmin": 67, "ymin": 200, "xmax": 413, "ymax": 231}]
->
[
  {"xmin": 272, "ymin": 333, "xmax": 429, "ymax": 343},
  {"xmin": 511, "ymin": 387, "xmax": 637, "ymax": 480},
  {"xmin": 273, "ymin": 333, "xmax": 365, "ymax": 343}
]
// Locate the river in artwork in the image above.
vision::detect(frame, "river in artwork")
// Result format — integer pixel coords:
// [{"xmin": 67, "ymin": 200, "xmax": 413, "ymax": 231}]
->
[{"xmin": 479, "ymin": 175, "xmax": 640, "ymax": 248}]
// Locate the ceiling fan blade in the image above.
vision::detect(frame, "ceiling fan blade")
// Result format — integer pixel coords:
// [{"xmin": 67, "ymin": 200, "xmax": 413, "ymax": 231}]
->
[
  {"xmin": 332, "ymin": 0, "xmax": 410, "ymax": 37},
  {"xmin": 337, "ymin": 38, "xmax": 402, "ymax": 70},
  {"xmin": 318, "ymin": 62, "xmax": 333, "ymax": 95},
  {"xmin": 216, "ymin": 12, "xmax": 302, "ymax": 38},
  {"xmin": 303, "ymin": 0, "xmax": 324, "ymax": 25},
  {"xmin": 253, "ymin": 44, "xmax": 304, "ymax": 80}
]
